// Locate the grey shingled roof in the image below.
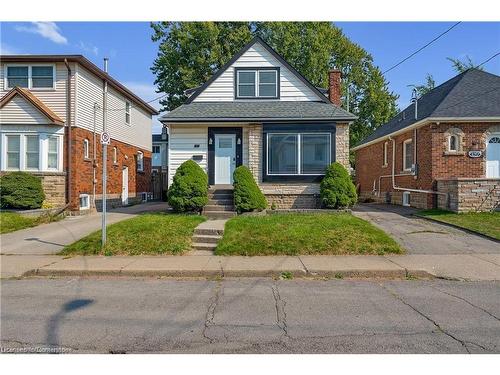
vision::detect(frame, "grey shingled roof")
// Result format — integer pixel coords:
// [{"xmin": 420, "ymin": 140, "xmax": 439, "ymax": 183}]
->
[
  {"xmin": 355, "ymin": 69, "xmax": 500, "ymax": 148},
  {"xmin": 160, "ymin": 101, "xmax": 356, "ymax": 123}
]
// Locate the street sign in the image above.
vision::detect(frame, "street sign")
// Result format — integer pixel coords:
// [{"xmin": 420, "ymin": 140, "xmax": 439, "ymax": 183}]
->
[{"xmin": 100, "ymin": 132, "xmax": 110, "ymax": 145}]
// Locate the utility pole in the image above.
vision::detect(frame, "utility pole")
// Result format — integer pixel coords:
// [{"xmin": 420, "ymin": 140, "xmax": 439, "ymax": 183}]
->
[{"xmin": 101, "ymin": 58, "xmax": 109, "ymax": 247}]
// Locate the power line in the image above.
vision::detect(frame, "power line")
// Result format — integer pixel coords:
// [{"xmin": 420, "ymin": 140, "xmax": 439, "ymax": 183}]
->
[
  {"xmin": 477, "ymin": 51, "xmax": 500, "ymax": 68},
  {"xmin": 382, "ymin": 22, "xmax": 462, "ymax": 74}
]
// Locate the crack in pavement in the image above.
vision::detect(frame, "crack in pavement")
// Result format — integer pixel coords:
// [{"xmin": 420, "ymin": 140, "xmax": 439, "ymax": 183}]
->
[
  {"xmin": 429, "ymin": 285, "xmax": 500, "ymax": 322},
  {"xmin": 378, "ymin": 283, "xmax": 491, "ymax": 353},
  {"xmin": 271, "ymin": 282, "xmax": 289, "ymax": 341},
  {"xmin": 202, "ymin": 280, "xmax": 222, "ymax": 344}
]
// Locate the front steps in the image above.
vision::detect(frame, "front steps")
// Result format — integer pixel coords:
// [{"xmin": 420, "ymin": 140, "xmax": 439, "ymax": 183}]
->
[
  {"xmin": 191, "ymin": 219, "xmax": 227, "ymax": 255},
  {"xmin": 203, "ymin": 187, "xmax": 236, "ymax": 220}
]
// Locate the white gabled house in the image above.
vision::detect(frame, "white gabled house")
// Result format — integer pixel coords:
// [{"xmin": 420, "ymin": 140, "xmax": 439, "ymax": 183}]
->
[{"xmin": 160, "ymin": 37, "xmax": 356, "ymax": 209}]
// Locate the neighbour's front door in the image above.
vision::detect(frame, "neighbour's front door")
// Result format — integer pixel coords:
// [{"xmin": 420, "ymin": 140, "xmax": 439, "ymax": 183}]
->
[
  {"xmin": 214, "ymin": 134, "xmax": 236, "ymax": 184},
  {"xmin": 122, "ymin": 166, "xmax": 129, "ymax": 205},
  {"xmin": 486, "ymin": 135, "xmax": 500, "ymax": 178}
]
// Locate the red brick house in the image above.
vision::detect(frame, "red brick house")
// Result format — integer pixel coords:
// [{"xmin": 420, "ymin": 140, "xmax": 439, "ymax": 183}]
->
[
  {"xmin": 353, "ymin": 69, "xmax": 500, "ymax": 212},
  {"xmin": 0, "ymin": 55, "xmax": 158, "ymax": 212}
]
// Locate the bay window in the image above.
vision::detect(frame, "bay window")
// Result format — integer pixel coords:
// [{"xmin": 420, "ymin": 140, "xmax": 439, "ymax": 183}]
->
[
  {"xmin": 6, "ymin": 65, "xmax": 55, "ymax": 89},
  {"xmin": 48, "ymin": 137, "xmax": 59, "ymax": 169},
  {"xmin": 267, "ymin": 133, "xmax": 331, "ymax": 176},
  {"xmin": 236, "ymin": 68, "xmax": 279, "ymax": 99},
  {"xmin": 6, "ymin": 135, "xmax": 21, "ymax": 169},
  {"xmin": 25, "ymin": 135, "xmax": 40, "ymax": 169},
  {"xmin": 2, "ymin": 134, "xmax": 61, "ymax": 172}
]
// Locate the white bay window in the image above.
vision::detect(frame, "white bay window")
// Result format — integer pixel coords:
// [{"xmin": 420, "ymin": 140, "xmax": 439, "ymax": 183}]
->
[
  {"xmin": 267, "ymin": 133, "xmax": 331, "ymax": 176},
  {"xmin": 1, "ymin": 133, "xmax": 62, "ymax": 172}
]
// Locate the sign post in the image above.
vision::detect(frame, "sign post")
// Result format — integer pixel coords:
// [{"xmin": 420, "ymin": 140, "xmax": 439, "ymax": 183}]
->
[{"xmin": 101, "ymin": 131, "xmax": 110, "ymax": 247}]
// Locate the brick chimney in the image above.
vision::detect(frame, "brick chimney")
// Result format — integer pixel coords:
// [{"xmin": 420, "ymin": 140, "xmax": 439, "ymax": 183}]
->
[{"xmin": 328, "ymin": 69, "xmax": 342, "ymax": 106}]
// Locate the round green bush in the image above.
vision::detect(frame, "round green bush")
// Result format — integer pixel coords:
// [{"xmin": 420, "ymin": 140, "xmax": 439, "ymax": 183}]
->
[
  {"xmin": 0, "ymin": 172, "xmax": 45, "ymax": 209},
  {"xmin": 233, "ymin": 166, "xmax": 267, "ymax": 213},
  {"xmin": 167, "ymin": 160, "xmax": 208, "ymax": 212},
  {"xmin": 320, "ymin": 162, "xmax": 357, "ymax": 208}
]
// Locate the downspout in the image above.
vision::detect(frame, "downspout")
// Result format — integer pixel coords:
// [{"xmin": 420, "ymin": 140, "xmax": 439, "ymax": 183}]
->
[
  {"xmin": 389, "ymin": 136, "xmax": 447, "ymax": 197},
  {"xmin": 64, "ymin": 59, "xmax": 72, "ymax": 207}
]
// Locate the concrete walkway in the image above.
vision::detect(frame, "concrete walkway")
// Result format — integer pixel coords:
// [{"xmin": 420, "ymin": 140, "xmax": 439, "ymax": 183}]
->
[
  {"xmin": 0, "ymin": 202, "xmax": 170, "ymax": 256},
  {"xmin": 352, "ymin": 204, "xmax": 500, "ymax": 255},
  {"xmin": 2, "ymin": 253, "xmax": 500, "ymax": 281}
]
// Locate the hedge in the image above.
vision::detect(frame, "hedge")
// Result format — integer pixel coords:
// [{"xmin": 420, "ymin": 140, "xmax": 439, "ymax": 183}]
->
[
  {"xmin": 167, "ymin": 160, "xmax": 208, "ymax": 212},
  {"xmin": 233, "ymin": 166, "xmax": 267, "ymax": 213},
  {"xmin": 320, "ymin": 162, "xmax": 357, "ymax": 208},
  {"xmin": 0, "ymin": 172, "xmax": 45, "ymax": 209}
]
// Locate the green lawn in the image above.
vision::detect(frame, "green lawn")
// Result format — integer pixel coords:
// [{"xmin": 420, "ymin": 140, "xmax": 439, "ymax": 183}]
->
[
  {"xmin": 0, "ymin": 212, "xmax": 61, "ymax": 234},
  {"xmin": 61, "ymin": 213, "xmax": 206, "ymax": 256},
  {"xmin": 215, "ymin": 213, "xmax": 403, "ymax": 256},
  {"xmin": 417, "ymin": 209, "xmax": 500, "ymax": 240}
]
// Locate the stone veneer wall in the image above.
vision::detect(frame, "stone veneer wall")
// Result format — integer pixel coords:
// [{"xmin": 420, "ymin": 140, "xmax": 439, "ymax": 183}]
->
[
  {"xmin": 0, "ymin": 171, "xmax": 67, "ymax": 208},
  {"xmin": 437, "ymin": 178, "xmax": 500, "ymax": 212},
  {"xmin": 335, "ymin": 123, "xmax": 350, "ymax": 172},
  {"xmin": 260, "ymin": 184, "xmax": 321, "ymax": 209}
]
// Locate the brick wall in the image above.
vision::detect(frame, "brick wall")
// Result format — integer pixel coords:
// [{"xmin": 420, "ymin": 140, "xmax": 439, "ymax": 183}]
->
[
  {"xmin": 437, "ymin": 178, "xmax": 500, "ymax": 212},
  {"xmin": 68, "ymin": 127, "xmax": 151, "ymax": 210}
]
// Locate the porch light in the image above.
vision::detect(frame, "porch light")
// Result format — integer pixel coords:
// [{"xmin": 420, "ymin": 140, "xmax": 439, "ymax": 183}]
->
[
  {"xmin": 209, "ymin": 137, "xmax": 213, "ymax": 145},
  {"xmin": 237, "ymin": 138, "xmax": 241, "ymax": 145}
]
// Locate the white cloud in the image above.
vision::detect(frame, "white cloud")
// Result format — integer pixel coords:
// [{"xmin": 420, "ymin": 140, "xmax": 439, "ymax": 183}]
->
[
  {"xmin": 15, "ymin": 22, "xmax": 67, "ymax": 45},
  {"xmin": 122, "ymin": 81, "xmax": 164, "ymax": 134},
  {"xmin": 77, "ymin": 41, "xmax": 99, "ymax": 55}
]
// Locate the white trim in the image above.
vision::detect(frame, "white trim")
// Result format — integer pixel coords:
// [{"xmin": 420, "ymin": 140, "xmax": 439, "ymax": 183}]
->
[
  {"xmin": 79, "ymin": 194, "xmax": 90, "ymax": 210},
  {"xmin": 4, "ymin": 63, "xmax": 56, "ymax": 91},
  {"xmin": 24, "ymin": 134, "xmax": 40, "ymax": 171},
  {"xmin": 351, "ymin": 117, "xmax": 500, "ymax": 151},
  {"xmin": 403, "ymin": 138, "xmax": 413, "ymax": 172},
  {"xmin": 266, "ymin": 132, "xmax": 331, "ymax": 176}
]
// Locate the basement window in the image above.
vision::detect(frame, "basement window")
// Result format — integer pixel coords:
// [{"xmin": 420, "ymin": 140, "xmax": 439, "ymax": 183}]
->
[
  {"xmin": 402, "ymin": 191, "xmax": 411, "ymax": 207},
  {"xmin": 79, "ymin": 194, "xmax": 90, "ymax": 210}
]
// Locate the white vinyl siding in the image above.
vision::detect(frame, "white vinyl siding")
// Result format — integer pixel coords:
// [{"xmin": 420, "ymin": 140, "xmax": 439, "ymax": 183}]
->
[
  {"xmin": 75, "ymin": 66, "xmax": 152, "ymax": 151},
  {"xmin": 0, "ymin": 95, "xmax": 51, "ymax": 124},
  {"xmin": 1, "ymin": 62, "xmax": 74, "ymax": 124},
  {"xmin": 194, "ymin": 42, "xmax": 319, "ymax": 102}
]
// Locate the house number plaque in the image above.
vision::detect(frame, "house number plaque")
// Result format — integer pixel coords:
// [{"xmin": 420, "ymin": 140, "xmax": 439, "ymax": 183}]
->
[{"xmin": 468, "ymin": 150, "xmax": 482, "ymax": 158}]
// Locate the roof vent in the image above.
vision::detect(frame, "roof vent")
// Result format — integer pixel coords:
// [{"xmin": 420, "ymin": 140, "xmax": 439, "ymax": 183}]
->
[{"xmin": 411, "ymin": 88, "xmax": 418, "ymax": 120}]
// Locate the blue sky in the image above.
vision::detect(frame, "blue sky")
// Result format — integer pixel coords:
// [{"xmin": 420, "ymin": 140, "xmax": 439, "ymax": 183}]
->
[{"xmin": 1, "ymin": 21, "xmax": 499, "ymax": 133}]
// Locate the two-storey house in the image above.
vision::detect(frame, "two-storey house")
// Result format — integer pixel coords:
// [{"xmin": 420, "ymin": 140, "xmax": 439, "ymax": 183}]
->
[
  {"xmin": 160, "ymin": 37, "xmax": 356, "ymax": 210},
  {"xmin": 0, "ymin": 55, "xmax": 158, "ymax": 212}
]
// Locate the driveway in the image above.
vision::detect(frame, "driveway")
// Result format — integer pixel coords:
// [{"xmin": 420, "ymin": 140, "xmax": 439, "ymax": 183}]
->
[
  {"xmin": 0, "ymin": 202, "xmax": 170, "ymax": 256},
  {"xmin": 353, "ymin": 204, "xmax": 500, "ymax": 255}
]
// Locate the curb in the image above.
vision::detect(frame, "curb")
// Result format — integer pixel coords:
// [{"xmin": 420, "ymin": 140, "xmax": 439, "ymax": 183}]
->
[
  {"xmin": 24, "ymin": 268, "xmax": 435, "ymax": 279},
  {"xmin": 413, "ymin": 213, "xmax": 500, "ymax": 243}
]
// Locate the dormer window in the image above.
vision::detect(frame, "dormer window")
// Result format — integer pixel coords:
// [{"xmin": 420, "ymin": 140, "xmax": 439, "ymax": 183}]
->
[{"xmin": 235, "ymin": 68, "xmax": 279, "ymax": 99}]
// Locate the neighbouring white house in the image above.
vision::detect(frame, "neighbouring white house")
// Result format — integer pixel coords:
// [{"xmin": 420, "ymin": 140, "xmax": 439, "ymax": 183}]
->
[{"xmin": 160, "ymin": 36, "xmax": 356, "ymax": 209}]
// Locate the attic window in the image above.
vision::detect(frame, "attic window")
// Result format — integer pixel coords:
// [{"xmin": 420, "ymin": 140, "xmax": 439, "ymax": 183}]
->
[{"xmin": 235, "ymin": 68, "xmax": 279, "ymax": 99}]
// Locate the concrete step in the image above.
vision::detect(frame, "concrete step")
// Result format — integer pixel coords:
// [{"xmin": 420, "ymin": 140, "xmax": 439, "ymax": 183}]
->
[
  {"xmin": 204, "ymin": 205, "xmax": 234, "ymax": 212},
  {"xmin": 208, "ymin": 187, "xmax": 233, "ymax": 194},
  {"xmin": 192, "ymin": 234, "xmax": 221, "ymax": 244},
  {"xmin": 208, "ymin": 199, "xmax": 233, "ymax": 205},
  {"xmin": 194, "ymin": 227, "xmax": 224, "ymax": 236},
  {"xmin": 190, "ymin": 249, "xmax": 215, "ymax": 256},
  {"xmin": 192, "ymin": 242, "xmax": 217, "ymax": 251},
  {"xmin": 208, "ymin": 193, "xmax": 233, "ymax": 200},
  {"xmin": 204, "ymin": 211, "xmax": 237, "ymax": 220}
]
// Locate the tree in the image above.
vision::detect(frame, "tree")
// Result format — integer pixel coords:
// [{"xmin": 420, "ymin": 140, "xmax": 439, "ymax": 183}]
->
[
  {"xmin": 151, "ymin": 22, "xmax": 399, "ymax": 147},
  {"xmin": 447, "ymin": 55, "xmax": 483, "ymax": 73},
  {"xmin": 411, "ymin": 73, "xmax": 436, "ymax": 97}
]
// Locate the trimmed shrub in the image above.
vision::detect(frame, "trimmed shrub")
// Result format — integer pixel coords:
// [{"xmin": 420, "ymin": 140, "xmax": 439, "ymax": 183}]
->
[
  {"xmin": 233, "ymin": 166, "xmax": 267, "ymax": 213},
  {"xmin": 0, "ymin": 172, "xmax": 45, "ymax": 209},
  {"xmin": 320, "ymin": 162, "xmax": 357, "ymax": 209},
  {"xmin": 167, "ymin": 160, "xmax": 208, "ymax": 212}
]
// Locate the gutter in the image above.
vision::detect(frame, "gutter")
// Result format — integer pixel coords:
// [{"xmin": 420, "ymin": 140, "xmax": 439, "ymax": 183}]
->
[{"xmin": 64, "ymin": 59, "xmax": 72, "ymax": 207}]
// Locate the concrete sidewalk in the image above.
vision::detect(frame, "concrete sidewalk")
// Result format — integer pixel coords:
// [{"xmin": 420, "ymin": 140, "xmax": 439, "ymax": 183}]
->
[
  {"xmin": 0, "ymin": 202, "xmax": 170, "ymax": 256},
  {"xmin": 2, "ymin": 253, "xmax": 500, "ymax": 280}
]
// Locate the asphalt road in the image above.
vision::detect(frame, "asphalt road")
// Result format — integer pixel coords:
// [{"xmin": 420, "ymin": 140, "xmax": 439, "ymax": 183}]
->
[{"xmin": 1, "ymin": 278, "xmax": 499, "ymax": 353}]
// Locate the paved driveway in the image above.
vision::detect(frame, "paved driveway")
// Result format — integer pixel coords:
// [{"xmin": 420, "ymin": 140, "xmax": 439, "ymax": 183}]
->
[
  {"xmin": 0, "ymin": 202, "xmax": 170, "ymax": 256},
  {"xmin": 353, "ymin": 204, "xmax": 499, "ymax": 255}
]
